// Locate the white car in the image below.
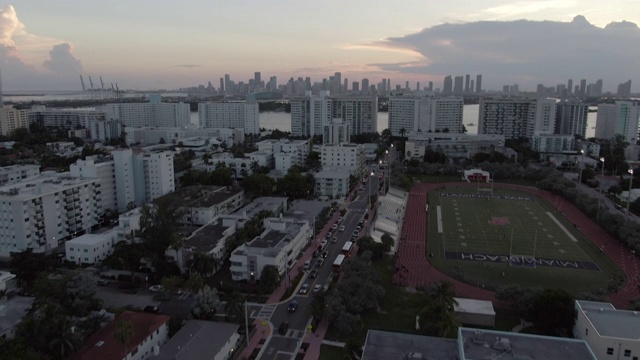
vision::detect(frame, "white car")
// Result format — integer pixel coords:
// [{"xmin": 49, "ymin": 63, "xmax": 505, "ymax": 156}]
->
[
  {"xmin": 313, "ymin": 284, "xmax": 323, "ymax": 293},
  {"xmin": 339, "ymin": 225, "xmax": 345, "ymax": 232},
  {"xmin": 149, "ymin": 285, "xmax": 164, "ymax": 293},
  {"xmin": 299, "ymin": 283, "xmax": 310, "ymax": 294}
]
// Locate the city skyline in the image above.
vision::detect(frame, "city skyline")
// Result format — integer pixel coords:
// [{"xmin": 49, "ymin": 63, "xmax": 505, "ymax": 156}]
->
[{"xmin": 0, "ymin": 1, "xmax": 639, "ymax": 92}]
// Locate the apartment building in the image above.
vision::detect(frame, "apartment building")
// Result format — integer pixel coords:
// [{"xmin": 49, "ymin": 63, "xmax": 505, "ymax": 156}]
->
[
  {"xmin": 388, "ymin": 95, "xmax": 464, "ymax": 136},
  {"xmin": 198, "ymin": 101, "xmax": 260, "ymax": 134},
  {"xmin": 70, "ymin": 156, "xmax": 118, "ymax": 212},
  {"xmin": 405, "ymin": 133, "xmax": 505, "ymax": 159},
  {"xmin": 595, "ymin": 101, "xmax": 640, "ymax": 142},
  {"xmin": 229, "ymin": 216, "xmax": 311, "ymax": 281},
  {"xmin": 0, "ymin": 105, "xmax": 29, "ymax": 136},
  {"xmin": 332, "ymin": 96, "xmax": 378, "ymax": 134},
  {"xmin": 556, "ymin": 99, "xmax": 589, "ymax": 138},
  {"xmin": 478, "ymin": 98, "xmax": 557, "ymax": 139},
  {"xmin": 28, "ymin": 106, "xmax": 122, "ymax": 142},
  {"xmin": 0, "ymin": 165, "xmax": 40, "ymax": 186},
  {"xmin": 156, "ymin": 186, "xmax": 244, "ymax": 226},
  {"xmin": 291, "ymin": 91, "xmax": 332, "ymax": 137},
  {"xmin": 124, "ymin": 126, "xmax": 244, "ymax": 147},
  {"xmin": 105, "ymin": 99, "xmax": 190, "ymax": 128},
  {"xmin": 314, "ymin": 170, "xmax": 350, "ymax": 198},
  {"xmin": 532, "ymin": 134, "xmax": 576, "ymax": 153},
  {"xmin": 323, "ymin": 119, "xmax": 350, "ymax": 144},
  {"xmin": 320, "ymin": 143, "xmax": 366, "ymax": 177}
]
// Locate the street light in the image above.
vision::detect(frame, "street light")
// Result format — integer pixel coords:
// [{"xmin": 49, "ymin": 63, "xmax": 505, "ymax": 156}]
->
[
  {"xmin": 368, "ymin": 171, "xmax": 374, "ymax": 209},
  {"xmin": 627, "ymin": 169, "xmax": 634, "ymax": 218},
  {"xmin": 577, "ymin": 149, "xmax": 585, "ymax": 185},
  {"xmin": 597, "ymin": 157, "xmax": 605, "ymax": 220}
]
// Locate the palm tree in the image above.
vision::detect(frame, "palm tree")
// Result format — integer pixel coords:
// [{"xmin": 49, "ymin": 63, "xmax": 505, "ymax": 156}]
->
[
  {"xmin": 169, "ymin": 233, "xmax": 185, "ymax": 270},
  {"xmin": 399, "ymin": 127, "xmax": 406, "ymax": 140},
  {"xmin": 224, "ymin": 291, "xmax": 245, "ymax": 323},
  {"xmin": 48, "ymin": 316, "xmax": 78, "ymax": 360},
  {"xmin": 113, "ymin": 319, "xmax": 134, "ymax": 359},
  {"xmin": 188, "ymin": 252, "xmax": 217, "ymax": 277},
  {"xmin": 431, "ymin": 281, "xmax": 458, "ymax": 310},
  {"xmin": 202, "ymin": 152, "xmax": 212, "ymax": 165}
]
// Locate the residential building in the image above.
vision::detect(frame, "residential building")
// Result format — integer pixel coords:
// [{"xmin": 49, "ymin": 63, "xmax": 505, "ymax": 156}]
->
[
  {"xmin": 71, "ymin": 311, "xmax": 170, "ymax": 360},
  {"xmin": 70, "ymin": 156, "xmax": 118, "ymax": 212},
  {"xmin": 156, "ymin": 320, "xmax": 240, "ymax": 360},
  {"xmin": 320, "ymin": 143, "xmax": 365, "ymax": 177},
  {"xmin": 388, "ymin": 95, "xmax": 464, "ymax": 136},
  {"xmin": 0, "ymin": 174, "xmax": 100, "ymax": 258},
  {"xmin": 155, "ymin": 186, "xmax": 244, "ymax": 226},
  {"xmin": 404, "ymin": 133, "xmax": 505, "ymax": 159},
  {"xmin": 0, "ymin": 165, "xmax": 40, "ymax": 186},
  {"xmin": 198, "ymin": 101, "xmax": 260, "ymax": 135},
  {"xmin": 0, "ymin": 270, "xmax": 16, "ymax": 293},
  {"xmin": 532, "ymin": 134, "xmax": 576, "ymax": 153},
  {"xmin": 0, "ymin": 105, "xmax": 29, "ymax": 136},
  {"xmin": 332, "ymin": 96, "xmax": 378, "ymax": 134},
  {"xmin": 595, "ymin": 101, "xmax": 640, "ymax": 142},
  {"xmin": 314, "ymin": 170, "xmax": 350, "ymax": 198},
  {"xmin": 574, "ymin": 300, "xmax": 640, "ymax": 360},
  {"xmin": 124, "ymin": 126, "xmax": 243, "ymax": 147},
  {"xmin": 618, "ymin": 80, "xmax": 632, "ymax": 98},
  {"xmin": 290, "ymin": 91, "xmax": 332, "ymax": 137},
  {"xmin": 29, "ymin": 106, "xmax": 122, "ymax": 142},
  {"xmin": 255, "ymin": 139, "xmax": 309, "ymax": 172},
  {"xmin": 0, "ymin": 296, "xmax": 34, "ymax": 339},
  {"xmin": 323, "ymin": 118, "xmax": 350, "ymax": 145},
  {"xmin": 178, "ymin": 217, "xmax": 237, "ymax": 273},
  {"xmin": 478, "ymin": 98, "xmax": 557, "ymax": 139},
  {"xmin": 229, "ymin": 216, "xmax": 311, "ymax": 281},
  {"xmin": 200, "ymin": 151, "xmax": 273, "ymax": 178},
  {"xmin": 65, "ymin": 228, "xmax": 119, "ymax": 265},
  {"xmin": 555, "ymin": 99, "xmax": 589, "ymax": 138},
  {"xmin": 105, "ymin": 99, "xmax": 190, "ymax": 128}
]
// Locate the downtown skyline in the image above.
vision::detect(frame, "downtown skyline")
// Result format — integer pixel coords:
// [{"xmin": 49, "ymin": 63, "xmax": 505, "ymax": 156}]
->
[{"xmin": 0, "ymin": 1, "xmax": 639, "ymax": 92}]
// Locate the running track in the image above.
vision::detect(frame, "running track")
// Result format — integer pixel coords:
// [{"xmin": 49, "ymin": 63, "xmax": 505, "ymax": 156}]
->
[{"xmin": 394, "ymin": 182, "xmax": 640, "ymax": 309}]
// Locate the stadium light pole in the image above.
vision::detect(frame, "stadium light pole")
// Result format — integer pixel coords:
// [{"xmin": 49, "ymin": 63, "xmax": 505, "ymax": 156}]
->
[
  {"xmin": 597, "ymin": 157, "xmax": 605, "ymax": 220},
  {"xmin": 368, "ymin": 171, "xmax": 374, "ymax": 209},
  {"xmin": 627, "ymin": 169, "xmax": 634, "ymax": 218},
  {"xmin": 577, "ymin": 149, "xmax": 585, "ymax": 185}
]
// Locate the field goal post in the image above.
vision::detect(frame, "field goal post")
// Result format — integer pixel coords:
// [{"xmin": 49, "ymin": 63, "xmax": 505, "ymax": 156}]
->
[{"xmin": 476, "ymin": 171, "xmax": 493, "ymax": 196}]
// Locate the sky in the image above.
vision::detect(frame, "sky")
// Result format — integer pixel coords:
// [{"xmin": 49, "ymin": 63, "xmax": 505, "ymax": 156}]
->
[{"xmin": 0, "ymin": 0, "xmax": 639, "ymax": 92}]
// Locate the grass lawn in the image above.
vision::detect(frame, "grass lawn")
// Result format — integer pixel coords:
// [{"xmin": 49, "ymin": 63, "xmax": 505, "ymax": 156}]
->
[
  {"xmin": 319, "ymin": 344, "xmax": 347, "ymax": 360},
  {"xmin": 427, "ymin": 186, "xmax": 623, "ymax": 293},
  {"xmin": 408, "ymin": 174, "xmax": 539, "ymax": 187}
]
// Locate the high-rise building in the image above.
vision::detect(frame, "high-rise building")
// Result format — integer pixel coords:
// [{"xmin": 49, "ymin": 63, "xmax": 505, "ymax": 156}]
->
[
  {"xmin": 478, "ymin": 98, "xmax": 556, "ymax": 139},
  {"xmin": 323, "ymin": 119, "xmax": 350, "ymax": 144},
  {"xmin": 454, "ymin": 76, "xmax": 464, "ymax": 94},
  {"xmin": 219, "ymin": 78, "xmax": 224, "ymax": 94},
  {"xmin": 567, "ymin": 79, "xmax": 573, "ymax": 95},
  {"xmin": 580, "ymin": 79, "xmax": 587, "ymax": 96},
  {"xmin": 0, "ymin": 105, "xmax": 29, "ymax": 136},
  {"xmin": 29, "ymin": 106, "xmax": 122, "ymax": 142},
  {"xmin": 198, "ymin": 101, "xmax": 260, "ymax": 134},
  {"xmin": 332, "ymin": 96, "xmax": 378, "ymax": 135},
  {"xmin": 388, "ymin": 95, "xmax": 463, "ymax": 136},
  {"xmin": 362, "ymin": 79, "xmax": 370, "ymax": 94},
  {"xmin": 428, "ymin": 81, "xmax": 434, "ymax": 92},
  {"xmin": 595, "ymin": 101, "xmax": 640, "ymax": 142},
  {"xmin": 617, "ymin": 80, "xmax": 632, "ymax": 98},
  {"xmin": 105, "ymin": 99, "xmax": 190, "ymax": 128},
  {"xmin": 595, "ymin": 79, "xmax": 603, "ymax": 97},
  {"xmin": 464, "ymin": 74, "xmax": 470, "ymax": 93},
  {"xmin": 290, "ymin": 91, "xmax": 332, "ymax": 137},
  {"xmin": 254, "ymin": 72, "xmax": 261, "ymax": 84},
  {"xmin": 443, "ymin": 76, "xmax": 453, "ymax": 95},
  {"xmin": 555, "ymin": 99, "xmax": 589, "ymax": 138},
  {"xmin": 352, "ymin": 82, "xmax": 359, "ymax": 92},
  {"xmin": 476, "ymin": 75, "xmax": 482, "ymax": 93}
]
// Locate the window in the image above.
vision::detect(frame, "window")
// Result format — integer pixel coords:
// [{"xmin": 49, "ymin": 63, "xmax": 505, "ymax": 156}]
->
[
  {"xmin": 585, "ymin": 328, "xmax": 588, "ymax": 335},
  {"xmin": 625, "ymin": 350, "xmax": 631, "ymax": 357},
  {"xmin": 608, "ymin": 348, "xmax": 614, "ymax": 355}
]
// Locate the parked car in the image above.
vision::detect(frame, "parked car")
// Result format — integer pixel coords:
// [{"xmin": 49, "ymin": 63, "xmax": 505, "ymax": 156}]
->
[
  {"xmin": 299, "ymin": 283, "xmax": 310, "ymax": 294},
  {"xmin": 287, "ymin": 300, "xmax": 298, "ymax": 312},
  {"xmin": 339, "ymin": 225, "xmax": 345, "ymax": 232},
  {"xmin": 313, "ymin": 284, "xmax": 323, "ymax": 293},
  {"xmin": 312, "ymin": 250, "xmax": 319, "ymax": 258},
  {"xmin": 278, "ymin": 321, "xmax": 289, "ymax": 335},
  {"xmin": 143, "ymin": 305, "xmax": 161, "ymax": 314},
  {"xmin": 309, "ymin": 269, "xmax": 318, "ymax": 278},
  {"xmin": 97, "ymin": 279, "xmax": 110, "ymax": 287},
  {"xmin": 338, "ymin": 216, "xmax": 344, "ymax": 222},
  {"xmin": 148, "ymin": 285, "xmax": 164, "ymax": 293},
  {"xmin": 317, "ymin": 258, "xmax": 325, "ymax": 267},
  {"xmin": 322, "ymin": 251, "xmax": 329, "ymax": 258},
  {"xmin": 331, "ymin": 224, "xmax": 338, "ymax": 230}
]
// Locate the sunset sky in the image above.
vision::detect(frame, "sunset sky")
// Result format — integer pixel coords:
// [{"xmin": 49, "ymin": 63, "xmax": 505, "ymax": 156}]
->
[{"xmin": 1, "ymin": 0, "xmax": 639, "ymax": 92}]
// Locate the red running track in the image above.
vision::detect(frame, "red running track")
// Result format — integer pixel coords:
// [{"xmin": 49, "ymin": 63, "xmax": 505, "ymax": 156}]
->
[{"xmin": 394, "ymin": 182, "xmax": 640, "ymax": 309}]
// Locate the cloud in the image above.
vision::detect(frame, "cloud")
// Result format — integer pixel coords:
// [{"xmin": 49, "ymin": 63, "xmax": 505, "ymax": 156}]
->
[
  {"xmin": 171, "ymin": 64, "xmax": 200, "ymax": 68},
  {"xmin": 365, "ymin": 15, "xmax": 640, "ymax": 90},
  {"xmin": 42, "ymin": 43, "xmax": 82, "ymax": 74},
  {"xmin": 0, "ymin": 5, "xmax": 22, "ymax": 46}
]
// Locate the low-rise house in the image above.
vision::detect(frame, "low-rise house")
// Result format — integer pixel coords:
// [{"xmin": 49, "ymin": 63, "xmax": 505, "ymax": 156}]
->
[
  {"xmin": 155, "ymin": 186, "xmax": 244, "ymax": 226},
  {"xmin": 156, "ymin": 320, "xmax": 240, "ymax": 360},
  {"xmin": 0, "ymin": 296, "xmax": 36, "ymax": 339}
]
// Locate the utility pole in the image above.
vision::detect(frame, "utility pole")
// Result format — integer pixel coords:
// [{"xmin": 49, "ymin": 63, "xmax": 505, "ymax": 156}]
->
[{"xmin": 627, "ymin": 169, "xmax": 634, "ymax": 218}]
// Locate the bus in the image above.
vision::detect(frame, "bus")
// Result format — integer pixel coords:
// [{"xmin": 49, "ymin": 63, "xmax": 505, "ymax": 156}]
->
[
  {"xmin": 342, "ymin": 241, "xmax": 354, "ymax": 257},
  {"xmin": 333, "ymin": 254, "xmax": 346, "ymax": 273}
]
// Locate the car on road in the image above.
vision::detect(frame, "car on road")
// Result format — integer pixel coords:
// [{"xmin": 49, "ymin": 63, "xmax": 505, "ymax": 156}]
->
[
  {"xmin": 322, "ymin": 251, "xmax": 329, "ymax": 258},
  {"xmin": 325, "ymin": 232, "xmax": 333, "ymax": 240},
  {"xmin": 287, "ymin": 300, "xmax": 298, "ymax": 312},
  {"xmin": 299, "ymin": 283, "xmax": 310, "ymax": 294},
  {"xmin": 331, "ymin": 224, "xmax": 338, "ymax": 230},
  {"xmin": 313, "ymin": 284, "xmax": 323, "ymax": 293},
  {"xmin": 96, "ymin": 279, "xmax": 110, "ymax": 287},
  {"xmin": 338, "ymin": 216, "xmax": 344, "ymax": 222},
  {"xmin": 339, "ymin": 225, "xmax": 345, "ymax": 232},
  {"xmin": 317, "ymin": 258, "xmax": 325, "ymax": 267},
  {"xmin": 331, "ymin": 236, "xmax": 338, "ymax": 243},
  {"xmin": 309, "ymin": 269, "xmax": 318, "ymax": 278},
  {"xmin": 312, "ymin": 250, "xmax": 319, "ymax": 258},
  {"xmin": 278, "ymin": 321, "xmax": 289, "ymax": 335},
  {"xmin": 148, "ymin": 285, "xmax": 164, "ymax": 293}
]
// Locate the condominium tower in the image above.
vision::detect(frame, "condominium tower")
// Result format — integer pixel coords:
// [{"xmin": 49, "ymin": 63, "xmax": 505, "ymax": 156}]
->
[
  {"xmin": 595, "ymin": 101, "xmax": 640, "ymax": 142},
  {"xmin": 198, "ymin": 101, "xmax": 260, "ymax": 134}
]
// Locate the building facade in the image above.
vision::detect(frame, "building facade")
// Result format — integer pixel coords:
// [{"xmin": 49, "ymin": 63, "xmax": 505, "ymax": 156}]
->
[
  {"xmin": 478, "ymin": 98, "xmax": 557, "ymax": 139},
  {"xmin": 404, "ymin": 133, "xmax": 505, "ymax": 159},
  {"xmin": 555, "ymin": 99, "xmax": 589, "ymax": 138},
  {"xmin": 323, "ymin": 119, "xmax": 350, "ymax": 144},
  {"xmin": 198, "ymin": 101, "xmax": 260, "ymax": 135},
  {"xmin": 0, "ymin": 105, "xmax": 29, "ymax": 136},
  {"xmin": 105, "ymin": 101, "xmax": 190, "ymax": 128},
  {"xmin": 320, "ymin": 143, "xmax": 365, "ymax": 177},
  {"xmin": 388, "ymin": 95, "xmax": 464, "ymax": 136},
  {"xmin": 290, "ymin": 91, "xmax": 332, "ymax": 137},
  {"xmin": 595, "ymin": 101, "xmax": 640, "ymax": 142},
  {"xmin": 332, "ymin": 96, "xmax": 378, "ymax": 134},
  {"xmin": 314, "ymin": 170, "xmax": 350, "ymax": 198},
  {"xmin": 0, "ymin": 165, "xmax": 40, "ymax": 186}
]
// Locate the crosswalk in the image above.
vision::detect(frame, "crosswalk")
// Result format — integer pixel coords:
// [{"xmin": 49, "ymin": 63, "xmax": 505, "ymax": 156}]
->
[{"xmin": 251, "ymin": 304, "xmax": 278, "ymax": 319}]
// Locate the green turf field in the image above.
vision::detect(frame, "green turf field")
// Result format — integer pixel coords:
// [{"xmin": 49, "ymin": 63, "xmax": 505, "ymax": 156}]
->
[{"xmin": 427, "ymin": 186, "xmax": 622, "ymax": 293}]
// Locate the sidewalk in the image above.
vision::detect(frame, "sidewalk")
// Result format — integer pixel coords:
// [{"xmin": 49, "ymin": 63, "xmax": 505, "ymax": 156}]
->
[{"xmin": 239, "ymin": 199, "xmax": 349, "ymax": 360}]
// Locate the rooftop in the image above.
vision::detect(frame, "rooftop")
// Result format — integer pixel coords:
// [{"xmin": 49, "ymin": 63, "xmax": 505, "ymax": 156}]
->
[
  {"xmin": 0, "ymin": 174, "xmax": 97, "ymax": 200},
  {"xmin": 66, "ymin": 229, "xmax": 117, "ymax": 246},
  {"xmin": 458, "ymin": 328, "xmax": 596, "ymax": 360},
  {"xmin": 362, "ymin": 329, "xmax": 458, "ymax": 360},
  {"xmin": 156, "ymin": 186, "xmax": 242, "ymax": 209},
  {"xmin": 71, "ymin": 311, "xmax": 171, "ymax": 360},
  {"xmin": 232, "ymin": 196, "xmax": 288, "ymax": 219},
  {"xmin": 156, "ymin": 320, "xmax": 239, "ymax": 360},
  {"xmin": 577, "ymin": 300, "xmax": 640, "ymax": 339},
  {"xmin": 184, "ymin": 221, "xmax": 230, "ymax": 253},
  {"xmin": 454, "ymin": 298, "xmax": 496, "ymax": 316},
  {"xmin": 0, "ymin": 296, "xmax": 34, "ymax": 336}
]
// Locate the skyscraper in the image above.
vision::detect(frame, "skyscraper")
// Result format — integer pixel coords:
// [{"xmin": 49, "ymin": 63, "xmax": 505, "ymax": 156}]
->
[
  {"xmin": 567, "ymin": 79, "xmax": 573, "ymax": 95},
  {"xmin": 254, "ymin": 72, "xmax": 261, "ymax": 84},
  {"xmin": 388, "ymin": 95, "xmax": 463, "ymax": 136},
  {"xmin": 453, "ymin": 76, "xmax": 464, "ymax": 94},
  {"xmin": 595, "ymin": 101, "xmax": 640, "ymax": 141},
  {"xmin": 555, "ymin": 99, "xmax": 588, "ymax": 138},
  {"xmin": 443, "ymin": 76, "xmax": 453, "ymax": 95},
  {"xmin": 580, "ymin": 79, "xmax": 587, "ymax": 96},
  {"xmin": 464, "ymin": 74, "xmax": 470, "ymax": 93},
  {"xmin": 478, "ymin": 98, "xmax": 556, "ymax": 139},
  {"xmin": 476, "ymin": 75, "xmax": 482, "ymax": 94},
  {"xmin": 362, "ymin": 79, "xmax": 370, "ymax": 94},
  {"xmin": 617, "ymin": 80, "xmax": 632, "ymax": 98}
]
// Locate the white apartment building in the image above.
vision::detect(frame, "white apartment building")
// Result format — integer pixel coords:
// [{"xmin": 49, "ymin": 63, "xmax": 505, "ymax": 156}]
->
[
  {"xmin": 315, "ymin": 170, "xmax": 350, "ymax": 198},
  {"xmin": 388, "ymin": 95, "xmax": 464, "ymax": 136},
  {"xmin": 198, "ymin": 101, "xmax": 260, "ymax": 134},
  {"xmin": 478, "ymin": 98, "xmax": 557, "ymax": 139},
  {"xmin": 202, "ymin": 151, "xmax": 273, "ymax": 178},
  {"xmin": 556, "ymin": 99, "xmax": 589, "ymax": 138},
  {"xmin": 405, "ymin": 133, "xmax": 505, "ymax": 159},
  {"xmin": 0, "ymin": 165, "xmax": 40, "ymax": 186},
  {"xmin": 65, "ymin": 228, "xmax": 118, "ymax": 265},
  {"xmin": 28, "ymin": 106, "xmax": 122, "ymax": 142},
  {"xmin": 323, "ymin": 119, "xmax": 350, "ymax": 144},
  {"xmin": 255, "ymin": 139, "xmax": 309, "ymax": 172},
  {"xmin": 0, "ymin": 175, "xmax": 100, "ymax": 258},
  {"xmin": 125, "ymin": 126, "xmax": 244, "ymax": 147},
  {"xmin": 574, "ymin": 300, "xmax": 640, "ymax": 360},
  {"xmin": 229, "ymin": 216, "xmax": 311, "ymax": 281},
  {"xmin": 70, "ymin": 156, "xmax": 118, "ymax": 213},
  {"xmin": 291, "ymin": 91, "xmax": 332, "ymax": 137},
  {"xmin": 532, "ymin": 134, "xmax": 576, "ymax": 153},
  {"xmin": 156, "ymin": 186, "xmax": 244, "ymax": 226},
  {"xmin": 320, "ymin": 143, "xmax": 366, "ymax": 177},
  {"xmin": 595, "ymin": 101, "xmax": 640, "ymax": 142},
  {"xmin": 0, "ymin": 105, "xmax": 29, "ymax": 136},
  {"xmin": 332, "ymin": 96, "xmax": 378, "ymax": 134},
  {"xmin": 105, "ymin": 100, "xmax": 190, "ymax": 128}
]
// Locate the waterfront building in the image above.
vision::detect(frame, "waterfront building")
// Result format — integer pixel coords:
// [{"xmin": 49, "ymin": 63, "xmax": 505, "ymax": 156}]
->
[{"xmin": 198, "ymin": 101, "xmax": 260, "ymax": 135}]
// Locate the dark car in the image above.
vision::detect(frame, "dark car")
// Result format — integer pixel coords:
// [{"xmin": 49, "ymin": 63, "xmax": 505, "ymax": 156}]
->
[
  {"xmin": 96, "ymin": 279, "xmax": 110, "ymax": 287},
  {"xmin": 309, "ymin": 269, "xmax": 318, "ymax": 278},
  {"xmin": 287, "ymin": 300, "xmax": 298, "ymax": 312},
  {"xmin": 312, "ymin": 250, "xmax": 319, "ymax": 258},
  {"xmin": 143, "ymin": 305, "xmax": 161, "ymax": 314},
  {"xmin": 278, "ymin": 321, "xmax": 289, "ymax": 335},
  {"xmin": 322, "ymin": 251, "xmax": 329, "ymax": 258}
]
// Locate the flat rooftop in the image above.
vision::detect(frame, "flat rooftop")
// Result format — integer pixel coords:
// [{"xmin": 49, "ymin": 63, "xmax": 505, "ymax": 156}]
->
[
  {"xmin": 577, "ymin": 300, "xmax": 640, "ymax": 339},
  {"xmin": 454, "ymin": 297, "xmax": 496, "ymax": 316},
  {"xmin": 185, "ymin": 221, "xmax": 229, "ymax": 253},
  {"xmin": 0, "ymin": 296, "xmax": 35, "ymax": 336},
  {"xmin": 232, "ymin": 197, "xmax": 288, "ymax": 219},
  {"xmin": 0, "ymin": 175, "xmax": 97, "ymax": 200},
  {"xmin": 156, "ymin": 185, "xmax": 242, "ymax": 208},
  {"xmin": 362, "ymin": 330, "xmax": 458, "ymax": 360},
  {"xmin": 458, "ymin": 328, "xmax": 596, "ymax": 360},
  {"xmin": 156, "ymin": 320, "xmax": 238, "ymax": 360}
]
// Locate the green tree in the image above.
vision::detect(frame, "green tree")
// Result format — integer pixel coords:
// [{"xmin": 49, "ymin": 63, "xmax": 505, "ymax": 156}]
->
[
  {"xmin": 224, "ymin": 291, "xmax": 245, "ymax": 323},
  {"xmin": 113, "ymin": 319, "xmax": 134, "ymax": 359},
  {"xmin": 48, "ymin": 316, "xmax": 79, "ymax": 360},
  {"xmin": 188, "ymin": 252, "xmax": 217, "ymax": 277},
  {"xmin": 241, "ymin": 173, "xmax": 276, "ymax": 199},
  {"xmin": 529, "ymin": 288, "xmax": 575, "ymax": 336},
  {"xmin": 259, "ymin": 265, "xmax": 280, "ymax": 294},
  {"xmin": 191, "ymin": 286, "xmax": 221, "ymax": 320}
]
